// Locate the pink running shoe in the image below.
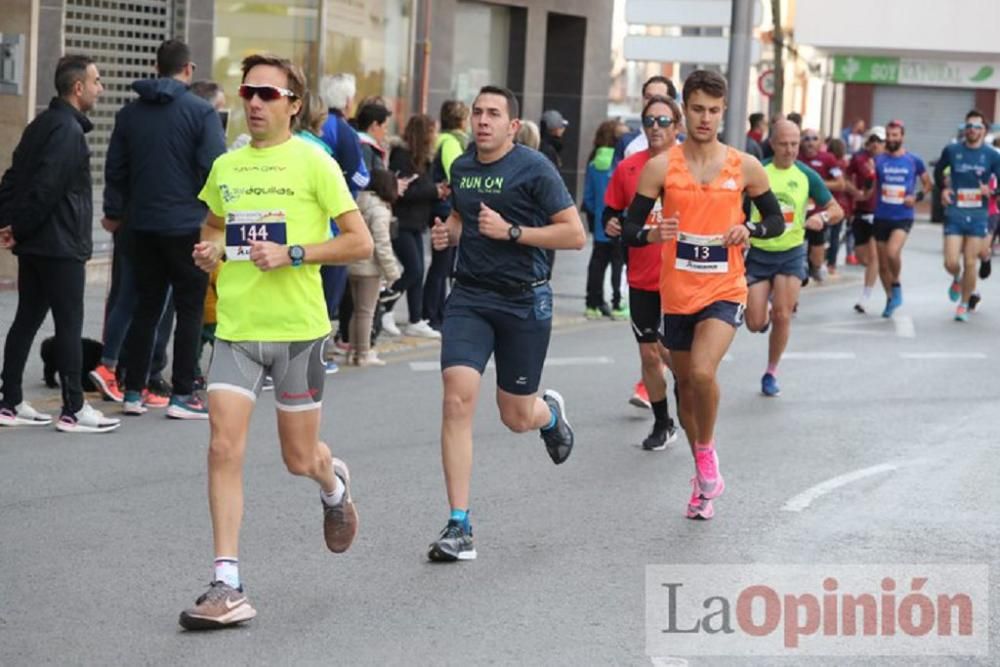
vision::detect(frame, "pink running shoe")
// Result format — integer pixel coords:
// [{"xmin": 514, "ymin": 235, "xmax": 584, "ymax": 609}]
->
[
  {"xmin": 629, "ymin": 380, "xmax": 651, "ymax": 409},
  {"xmin": 694, "ymin": 447, "xmax": 725, "ymax": 500},
  {"xmin": 686, "ymin": 477, "xmax": 714, "ymax": 520}
]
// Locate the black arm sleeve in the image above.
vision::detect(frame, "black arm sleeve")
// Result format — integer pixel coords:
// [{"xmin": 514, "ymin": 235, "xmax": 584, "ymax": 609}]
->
[
  {"xmin": 601, "ymin": 205, "xmax": 623, "ymax": 230},
  {"xmin": 744, "ymin": 190, "xmax": 785, "ymax": 239},
  {"xmin": 622, "ymin": 194, "xmax": 656, "ymax": 246}
]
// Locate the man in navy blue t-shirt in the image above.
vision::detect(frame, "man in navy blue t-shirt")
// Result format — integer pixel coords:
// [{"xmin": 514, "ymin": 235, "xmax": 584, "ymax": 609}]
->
[{"xmin": 426, "ymin": 85, "xmax": 586, "ymax": 562}]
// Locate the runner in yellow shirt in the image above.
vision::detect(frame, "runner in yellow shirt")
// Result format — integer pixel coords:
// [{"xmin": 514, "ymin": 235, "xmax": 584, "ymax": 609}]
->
[{"xmin": 178, "ymin": 54, "xmax": 372, "ymax": 630}]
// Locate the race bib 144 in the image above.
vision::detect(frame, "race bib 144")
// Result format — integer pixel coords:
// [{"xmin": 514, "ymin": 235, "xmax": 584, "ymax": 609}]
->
[{"xmin": 225, "ymin": 211, "xmax": 288, "ymax": 261}]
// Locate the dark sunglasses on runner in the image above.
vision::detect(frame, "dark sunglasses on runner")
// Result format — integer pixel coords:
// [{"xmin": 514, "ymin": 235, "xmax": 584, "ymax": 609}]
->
[
  {"xmin": 642, "ymin": 115, "xmax": 675, "ymax": 129},
  {"xmin": 238, "ymin": 84, "xmax": 297, "ymax": 102}
]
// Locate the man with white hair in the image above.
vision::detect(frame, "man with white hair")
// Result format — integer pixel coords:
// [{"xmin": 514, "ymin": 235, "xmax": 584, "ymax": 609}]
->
[{"xmin": 319, "ymin": 73, "xmax": 368, "ymax": 196}]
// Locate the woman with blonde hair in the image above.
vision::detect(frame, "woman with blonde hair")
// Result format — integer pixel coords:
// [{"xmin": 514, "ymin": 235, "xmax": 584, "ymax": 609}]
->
[{"xmin": 516, "ymin": 120, "xmax": 541, "ymax": 150}]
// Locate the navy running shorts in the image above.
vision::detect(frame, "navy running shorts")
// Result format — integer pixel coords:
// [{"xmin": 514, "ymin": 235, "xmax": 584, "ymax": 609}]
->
[
  {"xmin": 873, "ymin": 218, "xmax": 913, "ymax": 242},
  {"xmin": 852, "ymin": 213, "xmax": 874, "ymax": 245},
  {"xmin": 745, "ymin": 244, "xmax": 808, "ymax": 285},
  {"xmin": 440, "ymin": 289, "xmax": 552, "ymax": 395},
  {"xmin": 661, "ymin": 301, "xmax": 745, "ymax": 352}
]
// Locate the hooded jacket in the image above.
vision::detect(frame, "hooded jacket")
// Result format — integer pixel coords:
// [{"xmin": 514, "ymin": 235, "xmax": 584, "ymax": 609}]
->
[
  {"xmin": 103, "ymin": 77, "xmax": 226, "ymax": 235},
  {"xmin": 0, "ymin": 97, "xmax": 95, "ymax": 261},
  {"xmin": 582, "ymin": 146, "xmax": 614, "ymax": 243}
]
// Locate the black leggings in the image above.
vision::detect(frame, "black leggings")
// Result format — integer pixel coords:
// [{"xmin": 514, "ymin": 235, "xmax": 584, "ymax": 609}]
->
[
  {"xmin": 1, "ymin": 255, "xmax": 85, "ymax": 414},
  {"xmin": 586, "ymin": 240, "xmax": 625, "ymax": 308}
]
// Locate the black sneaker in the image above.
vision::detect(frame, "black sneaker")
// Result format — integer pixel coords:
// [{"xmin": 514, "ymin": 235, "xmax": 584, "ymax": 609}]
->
[
  {"xmin": 968, "ymin": 293, "xmax": 981, "ymax": 312},
  {"xmin": 597, "ymin": 303, "xmax": 612, "ymax": 318},
  {"xmin": 428, "ymin": 520, "xmax": 476, "ymax": 562},
  {"xmin": 378, "ymin": 288, "xmax": 402, "ymax": 307},
  {"xmin": 147, "ymin": 377, "xmax": 172, "ymax": 398},
  {"xmin": 979, "ymin": 258, "xmax": 991, "ymax": 280},
  {"xmin": 853, "ymin": 303, "xmax": 866, "ymax": 314},
  {"xmin": 642, "ymin": 420, "xmax": 679, "ymax": 451},
  {"xmin": 540, "ymin": 389, "xmax": 574, "ymax": 464}
]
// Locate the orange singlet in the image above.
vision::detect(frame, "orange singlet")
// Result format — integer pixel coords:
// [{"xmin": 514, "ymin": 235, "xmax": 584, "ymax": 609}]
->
[{"xmin": 659, "ymin": 144, "xmax": 747, "ymax": 315}]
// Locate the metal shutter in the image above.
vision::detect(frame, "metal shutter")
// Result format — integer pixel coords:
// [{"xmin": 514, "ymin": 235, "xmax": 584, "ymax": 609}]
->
[{"xmin": 871, "ymin": 85, "xmax": 975, "ymax": 166}]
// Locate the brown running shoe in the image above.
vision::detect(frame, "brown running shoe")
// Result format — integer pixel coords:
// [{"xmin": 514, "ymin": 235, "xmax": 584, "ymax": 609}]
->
[
  {"xmin": 323, "ymin": 457, "xmax": 358, "ymax": 553},
  {"xmin": 178, "ymin": 581, "xmax": 256, "ymax": 630}
]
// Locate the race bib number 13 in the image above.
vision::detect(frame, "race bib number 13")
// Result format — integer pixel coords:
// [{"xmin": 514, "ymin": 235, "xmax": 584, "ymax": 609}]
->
[
  {"xmin": 225, "ymin": 211, "xmax": 288, "ymax": 261},
  {"xmin": 675, "ymin": 232, "xmax": 728, "ymax": 273}
]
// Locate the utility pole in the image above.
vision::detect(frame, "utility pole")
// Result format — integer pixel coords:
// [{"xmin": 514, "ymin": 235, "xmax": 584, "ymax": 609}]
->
[
  {"xmin": 770, "ymin": 0, "xmax": 784, "ymax": 121},
  {"xmin": 723, "ymin": 0, "xmax": 754, "ymax": 149}
]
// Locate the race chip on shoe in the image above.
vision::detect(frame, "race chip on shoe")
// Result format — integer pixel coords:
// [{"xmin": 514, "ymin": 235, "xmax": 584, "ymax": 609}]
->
[
  {"xmin": 675, "ymin": 231, "xmax": 728, "ymax": 273},
  {"xmin": 225, "ymin": 210, "xmax": 288, "ymax": 261}
]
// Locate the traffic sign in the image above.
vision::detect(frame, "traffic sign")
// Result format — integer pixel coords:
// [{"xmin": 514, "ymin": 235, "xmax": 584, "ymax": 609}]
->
[{"xmin": 758, "ymin": 69, "xmax": 775, "ymax": 97}]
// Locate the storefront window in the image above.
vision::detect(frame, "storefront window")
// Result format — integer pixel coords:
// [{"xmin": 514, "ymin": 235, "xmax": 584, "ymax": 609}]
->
[
  {"xmin": 325, "ymin": 0, "xmax": 414, "ymax": 131},
  {"xmin": 451, "ymin": 2, "xmax": 510, "ymax": 103},
  {"xmin": 213, "ymin": 1, "xmax": 320, "ymax": 140}
]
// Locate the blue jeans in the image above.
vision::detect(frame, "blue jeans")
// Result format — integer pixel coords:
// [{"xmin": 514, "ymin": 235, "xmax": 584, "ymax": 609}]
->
[
  {"xmin": 390, "ymin": 227, "xmax": 425, "ymax": 325},
  {"xmin": 321, "ymin": 265, "xmax": 348, "ymax": 321}
]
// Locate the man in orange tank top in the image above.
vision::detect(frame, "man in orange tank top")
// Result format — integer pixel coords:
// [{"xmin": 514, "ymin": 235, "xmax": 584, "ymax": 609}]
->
[{"xmin": 621, "ymin": 70, "xmax": 785, "ymax": 520}]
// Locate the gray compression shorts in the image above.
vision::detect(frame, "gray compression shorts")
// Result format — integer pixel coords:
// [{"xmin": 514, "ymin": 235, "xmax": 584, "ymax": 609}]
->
[{"xmin": 207, "ymin": 337, "xmax": 326, "ymax": 411}]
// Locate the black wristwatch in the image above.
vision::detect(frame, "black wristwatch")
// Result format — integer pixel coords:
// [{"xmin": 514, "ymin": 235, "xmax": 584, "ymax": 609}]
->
[
  {"xmin": 507, "ymin": 224, "xmax": 522, "ymax": 243},
  {"xmin": 288, "ymin": 244, "xmax": 305, "ymax": 267}
]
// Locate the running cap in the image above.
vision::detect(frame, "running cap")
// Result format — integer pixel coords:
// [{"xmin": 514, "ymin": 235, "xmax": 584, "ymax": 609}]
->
[
  {"xmin": 865, "ymin": 126, "xmax": 886, "ymax": 142},
  {"xmin": 541, "ymin": 109, "xmax": 569, "ymax": 129}
]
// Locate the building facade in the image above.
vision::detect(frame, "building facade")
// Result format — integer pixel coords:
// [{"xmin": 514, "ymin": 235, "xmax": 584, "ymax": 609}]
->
[
  {"xmin": 795, "ymin": 0, "xmax": 1000, "ymax": 163},
  {"xmin": 0, "ymin": 0, "xmax": 613, "ymax": 283}
]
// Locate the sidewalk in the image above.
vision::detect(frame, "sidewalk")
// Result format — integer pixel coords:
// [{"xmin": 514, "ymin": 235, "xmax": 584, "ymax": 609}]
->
[{"xmin": 0, "ymin": 242, "xmax": 595, "ymax": 408}]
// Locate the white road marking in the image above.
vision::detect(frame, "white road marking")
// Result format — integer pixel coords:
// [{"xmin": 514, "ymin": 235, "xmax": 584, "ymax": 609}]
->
[
  {"xmin": 892, "ymin": 315, "xmax": 916, "ymax": 338},
  {"xmin": 900, "ymin": 352, "xmax": 988, "ymax": 360},
  {"xmin": 651, "ymin": 658, "xmax": 689, "ymax": 667},
  {"xmin": 781, "ymin": 459, "xmax": 930, "ymax": 512},
  {"xmin": 409, "ymin": 356, "xmax": 615, "ymax": 372},
  {"xmin": 781, "ymin": 352, "xmax": 856, "ymax": 360}
]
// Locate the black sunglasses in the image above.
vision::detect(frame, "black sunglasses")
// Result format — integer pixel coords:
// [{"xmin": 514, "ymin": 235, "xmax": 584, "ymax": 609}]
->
[
  {"xmin": 238, "ymin": 84, "xmax": 297, "ymax": 102},
  {"xmin": 642, "ymin": 115, "xmax": 675, "ymax": 129}
]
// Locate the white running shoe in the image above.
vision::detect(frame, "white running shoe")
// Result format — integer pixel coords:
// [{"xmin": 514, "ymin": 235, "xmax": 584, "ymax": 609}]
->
[
  {"xmin": 354, "ymin": 350, "xmax": 386, "ymax": 367},
  {"xmin": 56, "ymin": 403, "xmax": 121, "ymax": 433},
  {"xmin": 381, "ymin": 312, "xmax": 402, "ymax": 337},
  {"xmin": 0, "ymin": 402, "xmax": 53, "ymax": 427},
  {"xmin": 402, "ymin": 320, "xmax": 441, "ymax": 339}
]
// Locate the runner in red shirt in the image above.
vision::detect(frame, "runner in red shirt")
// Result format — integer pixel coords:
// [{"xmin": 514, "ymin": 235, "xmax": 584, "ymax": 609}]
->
[
  {"xmin": 799, "ymin": 128, "xmax": 846, "ymax": 282},
  {"xmin": 603, "ymin": 95, "xmax": 680, "ymax": 450},
  {"xmin": 845, "ymin": 126, "xmax": 885, "ymax": 312}
]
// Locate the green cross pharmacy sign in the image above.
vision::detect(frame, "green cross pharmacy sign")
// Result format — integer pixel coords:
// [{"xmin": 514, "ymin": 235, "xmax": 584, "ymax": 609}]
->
[{"xmin": 834, "ymin": 55, "xmax": 1000, "ymax": 89}]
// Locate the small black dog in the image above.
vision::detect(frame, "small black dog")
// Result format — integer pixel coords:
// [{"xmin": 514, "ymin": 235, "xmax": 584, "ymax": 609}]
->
[{"xmin": 41, "ymin": 336, "xmax": 103, "ymax": 392}]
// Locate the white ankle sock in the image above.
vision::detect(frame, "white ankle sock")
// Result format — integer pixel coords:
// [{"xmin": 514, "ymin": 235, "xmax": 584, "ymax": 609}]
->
[
  {"xmin": 214, "ymin": 557, "xmax": 240, "ymax": 588},
  {"xmin": 321, "ymin": 475, "xmax": 345, "ymax": 506}
]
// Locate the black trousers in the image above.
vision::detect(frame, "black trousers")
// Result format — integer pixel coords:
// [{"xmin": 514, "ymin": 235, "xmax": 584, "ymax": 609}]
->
[
  {"xmin": 422, "ymin": 245, "xmax": 454, "ymax": 328},
  {"xmin": 122, "ymin": 230, "xmax": 207, "ymax": 397},
  {"xmin": 389, "ymin": 227, "xmax": 425, "ymax": 324},
  {"xmin": 1, "ymin": 255, "xmax": 85, "ymax": 413},
  {"xmin": 585, "ymin": 240, "xmax": 625, "ymax": 308}
]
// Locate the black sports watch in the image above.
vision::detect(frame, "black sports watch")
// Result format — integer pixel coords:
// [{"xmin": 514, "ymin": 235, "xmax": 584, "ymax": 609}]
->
[
  {"xmin": 507, "ymin": 224, "xmax": 522, "ymax": 243},
  {"xmin": 288, "ymin": 244, "xmax": 305, "ymax": 267}
]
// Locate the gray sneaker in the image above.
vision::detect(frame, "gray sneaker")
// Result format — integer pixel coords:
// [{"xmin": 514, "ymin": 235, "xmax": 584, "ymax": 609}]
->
[
  {"xmin": 428, "ymin": 520, "xmax": 476, "ymax": 562},
  {"xmin": 540, "ymin": 389, "xmax": 574, "ymax": 464},
  {"xmin": 179, "ymin": 581, "xmax": 256, "ymax": 630},
  {"xmin": 323, "ymin": 458, "xmax": 358, "ymax": 553}
]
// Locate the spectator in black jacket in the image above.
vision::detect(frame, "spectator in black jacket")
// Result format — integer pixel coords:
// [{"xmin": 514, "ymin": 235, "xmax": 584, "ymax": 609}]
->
[
  {"xmin": 539, "ymin": 109, "xmax": 568, "ymax": 170},
  {"xmin": 103, "ymin": 39, "xmax": 226, "ymax": 420},
  {"xmin": 383, "ymin": 114, "xmax": 446, "ymax": 339},
  {"xmin": 0, "ymin": 55, "xmax": 120, "ymax": 433}
]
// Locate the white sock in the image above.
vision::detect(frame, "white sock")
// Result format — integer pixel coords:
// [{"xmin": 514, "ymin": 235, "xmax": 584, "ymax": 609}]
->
[
  {"xmin": 861, "ymin": 286, "xmax": 872, "ymax": 301},
  {"xmin": 214, "ymin": 557, "xmax": 240, "ymax": 589},
  {"xmin": 321, "ymin": 475, "xmax": 345, "ymax": 507}
]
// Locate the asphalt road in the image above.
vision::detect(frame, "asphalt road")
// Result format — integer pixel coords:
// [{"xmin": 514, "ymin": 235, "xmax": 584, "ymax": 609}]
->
[{"xmin": 1, "ymin": 223, "xmax": 997, "ymax": 665}]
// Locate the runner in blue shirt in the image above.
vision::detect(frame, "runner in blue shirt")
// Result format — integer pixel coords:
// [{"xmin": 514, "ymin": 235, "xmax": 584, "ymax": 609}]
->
[
  {"xmin": 934, "ymin": 109, "xmax": 1000, "ymax": 321},
  {"xmin": 872, "ymin": 120, "xmax": 932, "ymax": 317},
  {"xmin": 426, "ymin": 85, "xmax": 586, "ymax": 562}
]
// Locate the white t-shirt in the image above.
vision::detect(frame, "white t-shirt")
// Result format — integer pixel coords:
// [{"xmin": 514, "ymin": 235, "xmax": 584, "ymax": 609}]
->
[{"xmin": 624, "ymin": 132, "xmax": 648, "ymax": 158}]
